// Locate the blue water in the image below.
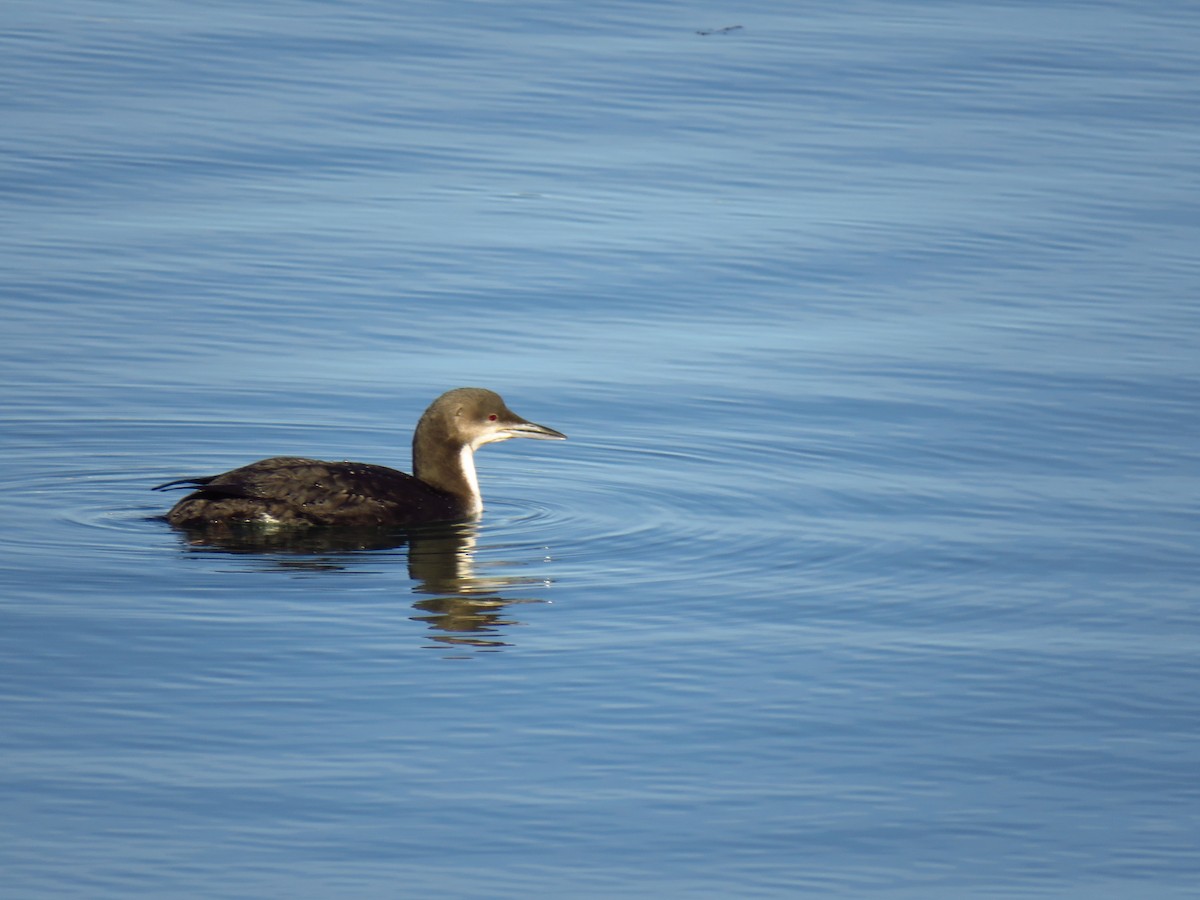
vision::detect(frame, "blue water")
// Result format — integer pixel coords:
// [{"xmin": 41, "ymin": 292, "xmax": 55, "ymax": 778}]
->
[{"xmin": 2, "ymin": 1, "xmax": 1198, "ymax": 897}]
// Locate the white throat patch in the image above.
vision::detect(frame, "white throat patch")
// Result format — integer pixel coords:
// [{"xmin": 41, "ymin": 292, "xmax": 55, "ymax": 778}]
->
[{"xmin": 458, "ymin": 444, "xmax": 483, "ymax": 514}]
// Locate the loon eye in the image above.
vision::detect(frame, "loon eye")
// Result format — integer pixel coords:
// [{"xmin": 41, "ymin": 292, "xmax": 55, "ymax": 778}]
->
[{"xmin": 488, "ymin": 414, "xmax": 498, "ymax": 421}]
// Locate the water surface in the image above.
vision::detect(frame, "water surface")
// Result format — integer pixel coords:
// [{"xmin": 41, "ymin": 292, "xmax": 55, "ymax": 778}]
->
[{"xmin": 2, "ymin": 1, "xmax": 1198, "ymax": 897}]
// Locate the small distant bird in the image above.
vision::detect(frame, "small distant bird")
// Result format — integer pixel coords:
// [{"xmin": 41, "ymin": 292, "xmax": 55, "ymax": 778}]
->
[{"xmin": 155, "ymin": 387, "xmax": 566, "ymax": 527}]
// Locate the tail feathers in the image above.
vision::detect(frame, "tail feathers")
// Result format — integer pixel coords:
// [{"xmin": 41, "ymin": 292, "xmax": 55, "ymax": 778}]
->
[{"xmin": 152, "ymin": 475, "xmax": 216, "ymax": 492}]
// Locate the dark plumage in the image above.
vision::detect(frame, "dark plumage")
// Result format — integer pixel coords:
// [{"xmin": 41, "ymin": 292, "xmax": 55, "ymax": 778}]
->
[{"xmin": 155, "ymin": 388, "xmax": 566, "ymax": 528}]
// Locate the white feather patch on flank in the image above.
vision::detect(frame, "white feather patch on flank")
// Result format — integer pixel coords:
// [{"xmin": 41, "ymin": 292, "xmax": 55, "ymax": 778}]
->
[
  {"xmin": 253, "ymin": 512, "xmax": 287, "ymax": 531},
  {"xmin": 458, "ymin": 443, "xmax": 483, "ymax": 514}
]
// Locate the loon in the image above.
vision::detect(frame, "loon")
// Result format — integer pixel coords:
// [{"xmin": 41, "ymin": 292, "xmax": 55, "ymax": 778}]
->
[{"xmin": 155, "ymin": 387, "xmax": 566, "ymax": 528}]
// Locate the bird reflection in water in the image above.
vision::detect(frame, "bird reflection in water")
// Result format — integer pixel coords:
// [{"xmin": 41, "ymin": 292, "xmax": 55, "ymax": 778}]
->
[{"xmin": 167, "ymin": 519, "xmax": 552, "ymax": 651}]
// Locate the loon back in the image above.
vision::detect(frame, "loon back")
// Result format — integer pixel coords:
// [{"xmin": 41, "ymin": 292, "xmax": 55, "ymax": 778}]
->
[{"xmin": 155, "ymin": 457, "xmax": 465, "ymax": 527}]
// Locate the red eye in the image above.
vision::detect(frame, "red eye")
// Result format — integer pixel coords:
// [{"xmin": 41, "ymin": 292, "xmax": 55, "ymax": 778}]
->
[{"xmin": 488, "ymin": 414, "xmax": 498, "ymax": 421}]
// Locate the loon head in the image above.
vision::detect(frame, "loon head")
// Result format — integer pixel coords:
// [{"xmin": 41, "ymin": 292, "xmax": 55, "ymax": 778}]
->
[
  {"xmin": 412, "ymin": 387, "xmax": 566, "ymax": 511},
  {"xmin": 419, "ymin": 387, "xmax": 567, "ymax": 449}
]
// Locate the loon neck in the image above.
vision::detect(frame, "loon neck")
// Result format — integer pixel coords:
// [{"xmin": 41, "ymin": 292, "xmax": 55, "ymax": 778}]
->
[{"xmin": 412, "ymin": 431, "xmax": 483, "ymax": 514}]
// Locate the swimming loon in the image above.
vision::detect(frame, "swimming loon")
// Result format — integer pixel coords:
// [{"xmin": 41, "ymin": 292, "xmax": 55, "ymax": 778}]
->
[{"xmin": 155, "ymin": 387, "xmax": 566, "ymax": 527}]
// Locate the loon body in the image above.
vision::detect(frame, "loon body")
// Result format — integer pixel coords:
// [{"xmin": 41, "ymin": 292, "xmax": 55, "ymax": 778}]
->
[{"xmin": 156, "ymin": 387, "xmax": 565, "ymax": 528}]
